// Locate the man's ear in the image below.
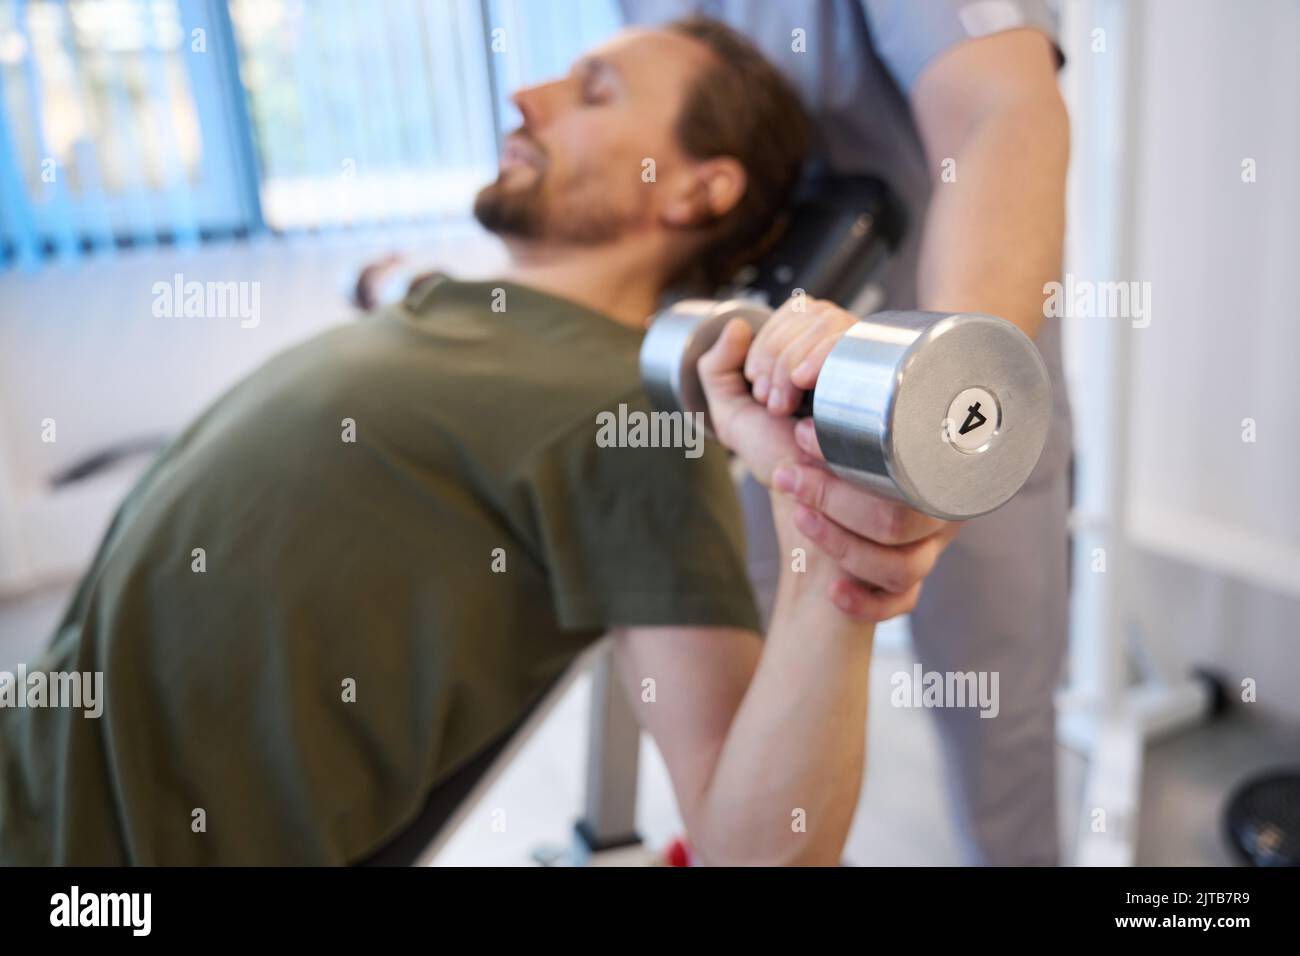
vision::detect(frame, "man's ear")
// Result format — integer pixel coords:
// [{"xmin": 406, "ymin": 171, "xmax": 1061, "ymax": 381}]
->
[{"xmin": 661, "ymin": 156, "xmax": 747, "ymax": 229}]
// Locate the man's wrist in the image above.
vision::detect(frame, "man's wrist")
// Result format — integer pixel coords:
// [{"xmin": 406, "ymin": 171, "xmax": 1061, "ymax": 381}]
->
[{"xmin": 771, "ymin": 494, "xmax": 837, "ymax": 585}]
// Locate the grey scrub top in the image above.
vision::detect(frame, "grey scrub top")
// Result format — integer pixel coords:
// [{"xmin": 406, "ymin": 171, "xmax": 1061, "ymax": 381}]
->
[{"xmin": 620, "ymin": 0, "xmax": 1073, "ymax": 479}]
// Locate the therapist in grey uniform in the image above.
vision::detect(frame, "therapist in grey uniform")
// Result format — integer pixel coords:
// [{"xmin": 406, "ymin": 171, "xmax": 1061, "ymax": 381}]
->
[{"xmin": 620, "ymin": 0, "xmax": 1073, "ymax": 865}]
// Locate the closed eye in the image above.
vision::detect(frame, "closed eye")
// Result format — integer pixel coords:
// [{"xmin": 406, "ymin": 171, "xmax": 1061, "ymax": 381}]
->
[{"xmin": 575, "ymin": 57, "xmax": 617, "ymax": 105}]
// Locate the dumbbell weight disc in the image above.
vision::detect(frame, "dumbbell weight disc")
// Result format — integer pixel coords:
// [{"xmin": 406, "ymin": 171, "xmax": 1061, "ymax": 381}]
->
[
  {"xmin": 813, "ymin": 310, "xmax": 1052, "ymax": 520},
  {"xmin": 639, "ymin": 298, "xmax": 773, "ymax": 434}
]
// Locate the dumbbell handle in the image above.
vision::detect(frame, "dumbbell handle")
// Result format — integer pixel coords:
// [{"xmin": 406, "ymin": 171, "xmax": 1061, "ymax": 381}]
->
[{"xmin": 640, "ymin": 298, "xmax": 793, "ymax": 434}]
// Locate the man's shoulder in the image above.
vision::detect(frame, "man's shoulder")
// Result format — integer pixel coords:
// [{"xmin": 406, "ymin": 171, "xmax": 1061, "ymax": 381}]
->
[{"xmin": 379, "ymin": 280, "xmax": 664, "ymax": 479}]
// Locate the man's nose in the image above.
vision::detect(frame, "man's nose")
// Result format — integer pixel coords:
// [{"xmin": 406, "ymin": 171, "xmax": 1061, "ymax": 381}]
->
[{"xmin": 510, "ymin": 78, "xmax": 571, "ymax": 130}]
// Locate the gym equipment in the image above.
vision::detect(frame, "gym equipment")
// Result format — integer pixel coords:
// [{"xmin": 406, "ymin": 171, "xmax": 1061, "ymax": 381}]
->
[
  {"xmin": 730, "ymin": 167, "xmax": 906, "ymax": 309},
  {"xmin": 1224, "ymin": 769, "xmax": 1300, "ymax": 867},
  {"xmin": 640, "ymin": 299, "xmax": 1052, "ymax": 521}
]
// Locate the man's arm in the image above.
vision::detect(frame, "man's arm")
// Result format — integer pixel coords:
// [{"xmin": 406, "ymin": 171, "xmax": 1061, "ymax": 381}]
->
[
  {"xmin": 604, "ymin": 313, "xmax": 929, "ymax": 867},
  {"xmin": 911, "ymin": 28, "xmax": 1069, "ymax": 338},
  {"xmin": 611, "ymin": 492, "xmax": 883, "ymax": 867}
]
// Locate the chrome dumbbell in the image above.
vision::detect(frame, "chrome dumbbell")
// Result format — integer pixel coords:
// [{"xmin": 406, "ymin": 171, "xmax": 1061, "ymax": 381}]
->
[{"xmin": 639, "ymin": 298, "xmax": 1052, "ymax": 520}]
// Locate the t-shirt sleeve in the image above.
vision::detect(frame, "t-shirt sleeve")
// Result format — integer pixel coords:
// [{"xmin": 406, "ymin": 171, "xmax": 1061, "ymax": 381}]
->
[
  {"xmin": 522, "ymin": 390, "xmax": 762, "ymax": 634},
  {"xmin": 861, "ymin": 0, "xmax": 1064, "ymax": 94}
]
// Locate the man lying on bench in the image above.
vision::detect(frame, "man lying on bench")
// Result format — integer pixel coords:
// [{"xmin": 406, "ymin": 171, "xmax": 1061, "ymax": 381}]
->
[{"xmin": 0, "ymin": 16, "xmax": 955, "ymax": 866}]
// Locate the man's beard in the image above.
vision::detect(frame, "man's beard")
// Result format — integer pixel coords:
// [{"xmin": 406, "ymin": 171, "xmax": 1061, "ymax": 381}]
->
[
  {"xmin": 473, "ymin": 172, "xmax": 547, "ymax": 239},
  {"xmin": 473, "ymin": 166, "xmax": 638, "ymax": 246}
]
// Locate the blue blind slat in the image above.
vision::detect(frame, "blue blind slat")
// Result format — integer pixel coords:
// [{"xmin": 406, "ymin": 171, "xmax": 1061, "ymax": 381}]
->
[
  {"xmin": 0, "ymin": 78, "xmax": 40, "ymax": 268},
  {"xmin": 57, "ymin": 2, "xmax": 115, "ymax": 257},
  {"xmin": 16, "ymin": 0, "xmax": 78, "ymax": 260},
  {"xmin": 99, "ymin": 11, "xmax": 158, "ymax": 250},
  {"xmin": 390, "ymin": 0, "xmax": 439, "ymax": 171},
  {"xmin": 141, "ymin": 0, "xmax": 199, "ymax": 247}
]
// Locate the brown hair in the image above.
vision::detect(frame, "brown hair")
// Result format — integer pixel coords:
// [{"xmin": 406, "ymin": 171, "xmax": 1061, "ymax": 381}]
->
[{"xmin": 664, "ymin": 16, "xmax": 811, "ymax": 294}]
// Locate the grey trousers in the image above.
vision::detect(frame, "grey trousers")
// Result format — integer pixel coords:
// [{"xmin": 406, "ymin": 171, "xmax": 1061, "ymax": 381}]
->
[
  {"xmin": 738, "ymin": 358, "xmax": 1073, "ymax": 865},
  {"xmin": 907, "ymin": 446, "xmax": 1072, "ymax": 865}
]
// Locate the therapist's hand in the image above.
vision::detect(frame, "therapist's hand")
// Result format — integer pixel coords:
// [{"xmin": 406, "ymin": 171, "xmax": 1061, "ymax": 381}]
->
[
  {"xmin": 698, "ymin": 302, "xmax": 960, "ymax": 622},
  {"xmin": 779, "ymin": 417, "xmax": 961, "ymax": 620}
]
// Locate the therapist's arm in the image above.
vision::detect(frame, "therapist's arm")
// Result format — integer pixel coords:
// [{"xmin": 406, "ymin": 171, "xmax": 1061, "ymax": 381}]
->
[
  {"xmin": 911, "ymin": 28, "xmax": 1069, "ymax": 339},
  {"xmin": 730, "ymin": 30, "xmax": 1065, "ymax": 611}
]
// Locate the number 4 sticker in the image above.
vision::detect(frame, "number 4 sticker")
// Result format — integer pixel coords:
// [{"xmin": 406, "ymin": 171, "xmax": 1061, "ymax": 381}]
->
[{"xmin": 945, "ymin": 387, "xmax": 999, "ymax": 453}]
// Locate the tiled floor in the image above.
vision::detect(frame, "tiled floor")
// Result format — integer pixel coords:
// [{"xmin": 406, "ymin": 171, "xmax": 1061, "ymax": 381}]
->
[{"xmin": 2, "ymin": 588, "xmax": 1295, "ymax": 866}]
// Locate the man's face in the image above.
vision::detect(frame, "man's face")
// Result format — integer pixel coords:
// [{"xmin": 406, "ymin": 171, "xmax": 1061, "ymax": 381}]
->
[{"xmin": 474, "ymin": 29, "xmax": 715, "ymax": 245}]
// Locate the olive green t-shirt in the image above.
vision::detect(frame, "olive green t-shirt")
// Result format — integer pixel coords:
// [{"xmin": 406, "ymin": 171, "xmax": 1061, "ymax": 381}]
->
[{"xmin": 0, "ymin": 274, "xmax": 759, "ymax": 865}]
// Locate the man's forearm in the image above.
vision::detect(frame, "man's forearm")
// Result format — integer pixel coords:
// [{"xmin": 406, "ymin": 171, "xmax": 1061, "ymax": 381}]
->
[{"xmin": 694, "ymin": 498, "xmax": 874, "ymax": 866}]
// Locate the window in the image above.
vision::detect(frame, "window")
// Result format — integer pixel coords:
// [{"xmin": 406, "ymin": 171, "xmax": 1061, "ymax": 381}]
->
[
  {"xmin": 227, "ymin": 0, "xmax": 620, "ymax": 229},
  {"xmin": 0, "ymin": 0, "xmax": 254, "ymax": 266},
  {"xmin": 0, "ymin": 0, "xmax": 622, "ymax": 267}
]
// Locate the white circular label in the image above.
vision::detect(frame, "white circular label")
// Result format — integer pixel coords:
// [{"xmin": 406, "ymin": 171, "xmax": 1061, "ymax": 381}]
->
[{"xmin": 943, "ymin": 387, "xmax": 1000, "ymax": 453}]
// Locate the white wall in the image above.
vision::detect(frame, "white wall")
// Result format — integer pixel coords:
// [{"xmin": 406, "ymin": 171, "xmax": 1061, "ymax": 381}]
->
[{"xmin": 1060, "ymin": 0, "xmax": 1300, "ymax": 717}]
